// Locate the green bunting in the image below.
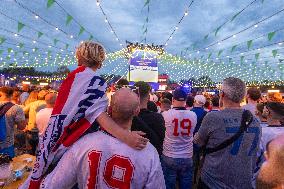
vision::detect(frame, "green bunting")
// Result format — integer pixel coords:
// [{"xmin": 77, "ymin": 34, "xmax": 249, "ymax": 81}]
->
[
  {"xmin": 47, "ymin": 0, "xmax": 55, "ymax": 8},
  {"xmin": 240, "ymin": 56, "xmax": 244, "ymax": 63},
  {"xmin": 54, "ymin": 39, "xmax": 59, "ymax": 45},
  {"xmin": 144, "ymin": 0, "xmax": 150, "ymax": 8},
  {"xmin": 0, "ymin": 37, "xmax": 6, "ymax": 45},
  {"xmin": 8, "ymin": 48, "xmax": 12, "ymax": 53},
  {"xmin": 272, "ymin": 50, "xmax": 278, "ymax": 58},
  {"xmin": 78, "ymin": 26, "xmax": 85, "ymax": 36},
  {"xmin": 247, "ymin": 40, "xmax": 253, "ymax": 50},
  {"xmin": 17, "ymin": 22, "xmax": 25, "ymax": 32},
  {"xmin": 208, "ymin": 52, "xmax": 212, "ymax": 59},
  {"xmin": 218, "ymin": 50, "xmax": 223, "ymax": 57},
  {"xmin": 0, "ymin": 50, "xmax": 3, "ymax": 55},
  {"xmin": 143, "ymin": 28, "xmax": 148, "ymax": 34},
  {"xmin": 267, "ymin": 31, "xmax": 276, "ymax": 41},
  {"xmin": 89, "ymin": 35, "xmax": 93, "ymax": 40},
  {"xmin": 215, "ymin": 25, "xmax": 222, "ymax": 36},
  {"xmin": 255, "ymin": 53, "xmax": 260, "ymax": 61},
  {"xmin": 231, "ymin": 45, "xmax": 237, "ymax": 52},
  {"xmin": 65, "ymin": 44, "xmax": 69, "ymax": 49},
  {"xmin": 38, "ymin": 32, "xmax": 43, "ymax": 38},
  {"xmin": 18, "ymin": 43, "xmax": 24, "ymax": 48},
  {"xmin": 66, "ymin": 15, "xmax": 73, "ymax": 26},
  {"xmin": 204, "ymin": 34, "xmax": 209, "ymax": 40}
]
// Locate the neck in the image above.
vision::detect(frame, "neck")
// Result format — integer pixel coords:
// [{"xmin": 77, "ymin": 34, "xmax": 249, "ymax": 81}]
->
[
  {"xmin": 90, "ymin": 66, "xmax": 98, "ymax": 72},
  {"xmin": 140, "ymin": 99, "xmax": 148, "ymax": 109},
  {"xmin": 248, "ymin": 99, "xmax": 257, "ymax": 105},
  {"xmin": 223, "ymin": 100, "xmax": 241, "ymax": 109},
  {"xmin": 267, "ymin": 118, "xmax": 282, "ymax": 126},
  {"xmin": 173, "ymin": 101, "xmax": 186, "ymax": 108},
  {"xmin": 113, "ymin": 119, "xmax": 132, "ymax": 131},
  {"xmin": 46, "ymin": 104, "xmax": 54, "ymax": 108}
]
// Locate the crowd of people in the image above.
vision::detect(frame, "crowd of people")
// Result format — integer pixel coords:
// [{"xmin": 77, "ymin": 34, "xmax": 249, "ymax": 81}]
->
[{"xmin": 0, "ymin": 41, "xmax": 284, "ymax": 189}]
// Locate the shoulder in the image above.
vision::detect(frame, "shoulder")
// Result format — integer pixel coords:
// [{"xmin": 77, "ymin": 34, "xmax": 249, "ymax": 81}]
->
[
  {"xmin": 72, "ymin": 131, "xmax": 112, "ymax": 149},
  {"xmin": 10, "ymin": 104, "xmax": 23, "ymax": 113}
]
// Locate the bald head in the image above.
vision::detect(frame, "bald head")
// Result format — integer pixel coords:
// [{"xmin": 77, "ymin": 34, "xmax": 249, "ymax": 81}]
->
[
  {"xmin": 111, "ymin": 88, "xmax": 140, "ymax": 126},
  {"xmin": 45, "ymin": 93, "xmax": 57, "ymax": 107},
  {"xmin": 257, "ymin": 134, "xmax": 284, "ymax": 188}
]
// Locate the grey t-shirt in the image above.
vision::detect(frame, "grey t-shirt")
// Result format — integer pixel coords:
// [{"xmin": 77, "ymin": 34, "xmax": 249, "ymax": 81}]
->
[
  {"xmin": 194, "ymin": 108, "xmax": 261, "ymax": 189},
  {"xmin": 0, "ymin": 103, "xmax": 25, "ymax": 149}
]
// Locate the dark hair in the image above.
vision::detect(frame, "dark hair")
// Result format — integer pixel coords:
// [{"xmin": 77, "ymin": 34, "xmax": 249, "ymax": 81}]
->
[
  {"xmin": 161, "ymin": 98, "xmax": 171, "ymax": 105},
  {"xmin": 204, "ymin": 100, "xmax": 210, "ymax": 108},
  {"xmin": 117, "ymin": 78, "xmax": 129, "ymax": 86},
  {"xmin": 266, "ymin": 102, "xmax": 284, "ymax": 117},
  {"xmin": 211, "ymin": 95, "xmax": 220, "ymax": 107},
  {"xmin": 186, "ymin": 95, "xmax": 194, "ymax": 107},
  {"xmin": 147, "ymin": 101, "xmax": 158, "ymax": 112},
  {"xmin": 0, "ymin": 86, "xmax": 14, "ymax": 98},
  {"xmin": 134, "ymin": 81, "xmax": 151, "ymax": 99},
  {"xmin": 164, "ymin": 92, "xmax": 173, "ymax": 102},
  {"xmin": 247, "ymin": 88, "xmax": 261, "ymax": 101}
]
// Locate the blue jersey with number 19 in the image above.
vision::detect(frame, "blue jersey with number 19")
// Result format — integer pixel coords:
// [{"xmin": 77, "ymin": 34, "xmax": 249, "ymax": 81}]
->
[{"xmin": 162, "ymin": 108, "xmax": 197, "ymax": 159}]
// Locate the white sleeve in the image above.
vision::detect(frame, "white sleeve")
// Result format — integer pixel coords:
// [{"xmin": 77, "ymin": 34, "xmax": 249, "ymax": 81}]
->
[
  {"xmin": 144, "ymin": 151, "xmax": 166, "ymax": 189},
  {"xmin": 40, "ymin": 147, "xmax": 77, "ymax": 189}
]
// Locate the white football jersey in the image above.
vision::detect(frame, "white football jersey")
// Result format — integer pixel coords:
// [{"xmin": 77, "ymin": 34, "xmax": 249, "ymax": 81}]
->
[
  {"xmin": 162, "ymin": 108, "xmax": 197, "ymax": 158},
  {"xmin": 40, "ymin": 131, "xmax": 165, "ymax": 189},
  {"xmin": 261, "ymin": 126, "xmax": 284, "ymax": 151}
]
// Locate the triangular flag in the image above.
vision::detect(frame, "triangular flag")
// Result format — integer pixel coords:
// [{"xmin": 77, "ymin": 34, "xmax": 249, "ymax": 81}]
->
[
  {"xmin": 78, "ymin": 26, "xmax": 85, "ymax": 36},
  {"xmin": 144, "ymin": 0, "xmax": 150, "ymax": 8},
  {"xmin": 17, "ymin": 22, "xmax": 25, "ymax": 32},
  {"xmin": 0, "ymin": 37, "xmax": 6, "ymax": 45},
  {"xmin": 0, "ymin": 50, "xmax": 3, "ymax": 55},
  {"xmin": 272, "ymin": 50, "xmax": 278, "ymax": 58},
  {"xmin": 261, "ymin": 0, "xmax": 265, "ymax": 3},
  {"xmin": 89, "ymin": 35, "xmax": 93, "ymax": 40},
  {"xmin": 204, "ymin": 34, "xmax": 209, "ymax": 40},
  {"xmin": 208, "ymin": 52, "xmax": 212, "ymax": 59},
  {"xmin": 65, "ymin": 44, "xmax": 69, "ymax": 49},
  {"xmin": 231, "ymin": 11, "xmax": 241, "ymax": 22},
  {"xmin": 215, "ymin": 25, "xmax": 222, "ymax": 36},
  {"xmin": 218, "ymin": 50, "xmax": 223, "ymax": 57},
  {"xmin": 229, "ymin": 58, "xmax": 233, "ymax": 63},
  {"xmin": 146, "ymin": 17, "xmax": 149, "ymax": 22},
  {"xmin": 240, "ymin": 56, "xmax": 244, "ymax": 63},
  {"xmin": 66, "ymin": 15, "xmax": 73, "ymax": 26},
  {"xmin": 8, "ymin": 48, "xmax": 12, "ymax": 53},
  {"xmin": 54, "ymin": 39, "xmax": 59, "ymax": 45},
  {"xmin": 231, "ymin": 45, "xmax": 237, "ymax": 52},
  {"xmin": 247, "ymin": 40, "xmax": 253, "ymax": 50},
  {"xmin": 255, "ymin": 53, "xmax": 260, "ymax": 61},
  {"xmin": 143, "ymin": 28, "xmax": 148, "ymax": 34},
  {"xmin": 19, "ymin": 43, "xmax": 24, "ymax": 48},
  {"xmin": 38, "ymin": 31, "xmax": 43, "ymax": 38},
  {"xmin": 267, "ymin": 31, "xmax": 276, "ymax": 41},
  {"xmin": 14, "ymin": 52, "xmax": 18, "ymax": 57},
  {"xmin": 47, "ymin": 0, "xmax": 55, "ymax": 8}
]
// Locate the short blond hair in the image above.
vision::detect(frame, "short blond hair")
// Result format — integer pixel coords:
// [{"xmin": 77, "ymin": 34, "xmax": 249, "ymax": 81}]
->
[
  {"xmin": 76, "ymin": 41, "xmax": 106, "ymax": 68},
  {"xmin": 268, "ymin": 92, "xmax": 282, "ymax": 103}
]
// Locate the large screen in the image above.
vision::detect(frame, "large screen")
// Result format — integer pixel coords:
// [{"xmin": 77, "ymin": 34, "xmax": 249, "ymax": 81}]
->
[{"xmin": 128, "ymin": 50, "xmax": 158, "ymax": 83}]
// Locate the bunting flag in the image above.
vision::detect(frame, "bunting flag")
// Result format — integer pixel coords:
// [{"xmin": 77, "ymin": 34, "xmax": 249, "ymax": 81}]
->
[
  {"xmin": 65, "ymin": 44, "xmax": 69, "ymax": 49},
  {"xmin": 218, "ymin": 50, "xmax": 223, "ymax": 57},
  {"xmin": 240, "ymin": 56, "xmax": 245, "ymax": 63},
  {"xmin": 0, "ymin": 50, "xmax": 3, "ymax": 55},
  {"xmin": 47, "ymin": 0, "xmax": 55, "ymax": 8},
  {"xmin": 267, "ymin": 31, "xmax": 276, "ymax": 41},
  {"xmin": 204, "ymin": 34, "xmax": 209, "ymax": 40},
  {"xmin": 255, "ymin": 53, "xmax": 260, "ymax": 61},
  {"xmin": 8, "ymin": 48, "xmax": 12, "ymax": 53},
  {"xmin": 17, "ymin": 22, "xmax": 25, "ymax": 32},
  {"xmin": 208, "ymin": 52, "xmax": 212, "ymax": 59},
  {"xmin": 272, "ymin": 49, "xmax": 278, "ymax": 58},
  {"xmin": 247, "ymin": 40, "xmax": 253, "ymax": 50},
  {"xmin": 144, "ymin": 0, "xmax": 150, "ymax": 7},
  {"xmin": 89, "ymin": 35, "xmax": 93, "ymax": 40},
  {"xmin": 0, "ymin": 37, "xmax": 6, "ymax": 45},
  {"xmin": 215, "ymin": 25, "xmax": 222, "ymax": 36},
  {"xmin": 66, "ymin": 15, "xmax": 73, "ymax": 26},
  {"xmin": 78, "ymin": 26, "xmax": 85, "ymax": 36},
  {"xmin": 37, "ymin": 32, "xmax": 43, "ymax": 38},
  {"xmin": 231, "ymin": 45, "xmax": 237, "ymax": 52},
  {"xmin": 143, "ymin": 28, "xmax": 148, "ymax": 34},
  {"xmin": 53, "ymin": 39, "xmax": 59, "ymax": 45}
]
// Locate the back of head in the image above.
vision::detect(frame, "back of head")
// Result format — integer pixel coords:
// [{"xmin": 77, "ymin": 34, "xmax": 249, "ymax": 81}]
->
[
  {"xmin": 111, "ymin": 88, "xmax": 140, "ymax": 124},
  {"xmin": 116, "ymin": 78, "xmax": 129, "ymax": 87},
  {"xmin": 247, "ymin": 88, "xmax": 261, "ymax": 101},
  {"xmin": 25, "ymin": 91, "xmax": 38, "ymax": 105},
  {"xmin": 173, "ymin": 88, "xmax": 187, "ymax": 102},
  {"xmin": 266, "ymin": 102, "xmax": 284, "ymax": 120},
  {"xmin": 0, "ymin": 86, "xmax": 14, "ymax": 99},
  {"xmin": 211, "ymin": 95, "xmax": 220, "ymax": 107},
  {"xmin": 45, "ymin": 93, "xmax": 57, "ymax": 106},
  {"xmin": 164, "ymin": 92, "xmax": 173, "ymax": 102},
  {"xmin": 134, "ymin": 81, "xmax": 151, "ymax": 100},
  {"xmin": 186, "ymin": 95, "xmax": 194, "ymax": 107},
  {"xmin": 38, "ymin": 90, "xmax": 48, "ymax": 100},
  {"xmin": 222, "ymin": 77, "xmax": 246, "ymax": 103},
  {"xmin": 268, "ymin": 92, "xmax": 282, "ymax": 103},
  {"xmin": 76, "ymin": 41, "xmax": 106, "ymax": 68},
  {"xmin": 147, "ymin": 101, "xmax": 158, "ymax": 112},
  {"xmin": 194, "ymin": 95, "xmax": 206, "ymax": 106},
  {"xmin": 161, "ymin": 98, "xmax": 171, "ymax": 106}
]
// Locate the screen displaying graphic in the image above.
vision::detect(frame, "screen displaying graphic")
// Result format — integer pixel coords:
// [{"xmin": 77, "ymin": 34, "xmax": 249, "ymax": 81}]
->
[{"xmin": 128, "ymin": 50, "xmax": 158, "ymax": 82}]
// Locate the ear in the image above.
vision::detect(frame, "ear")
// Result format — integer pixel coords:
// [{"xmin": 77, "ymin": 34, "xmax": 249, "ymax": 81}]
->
[{"xmin": 134, "ymin": 105, "xmax": 140, "ymax": 116}]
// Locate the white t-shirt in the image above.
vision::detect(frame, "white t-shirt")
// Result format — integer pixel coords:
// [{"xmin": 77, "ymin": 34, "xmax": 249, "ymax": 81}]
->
[
  {"xmin": 40, "ymin": 131, "xmax": 165, "ymax": 189},
  {"xmin": 242, "ymin": 103, "xmax": 257, "ymax": 116},
  {"xmin": 36, "ymin": 108, "xmax": 53, "ymax": 136},
  {"xmin": 162, "ymin": 108, "xmax": 197, "ymax": 158},
  {"xmin": 261, "ymin": 125, "xmax": 284, "ymax": 151}
]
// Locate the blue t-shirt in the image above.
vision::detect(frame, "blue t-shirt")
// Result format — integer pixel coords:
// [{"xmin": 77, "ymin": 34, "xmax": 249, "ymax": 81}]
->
[{"xmin": 191, "ymin": 107, "xmax": 207, "ymax": 135}]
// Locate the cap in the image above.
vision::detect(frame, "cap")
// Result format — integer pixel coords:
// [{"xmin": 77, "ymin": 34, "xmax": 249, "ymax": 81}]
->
[
  {"xmin": 194, "ymin": 95, "xmax": 206, "ymax": 105},
  {"xmin": 173, "ymin": 88, "xmax": 187, "ymax": 101}
]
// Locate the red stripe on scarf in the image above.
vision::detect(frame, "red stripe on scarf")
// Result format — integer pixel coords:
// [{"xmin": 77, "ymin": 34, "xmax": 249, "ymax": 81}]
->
[
  {"xmin": 28, "ymin": 180, "xmax": 41, "ymax": 189},
  {"xmin": 52, "ymin": 66, "xmax": 86, "ymax": 115}
]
